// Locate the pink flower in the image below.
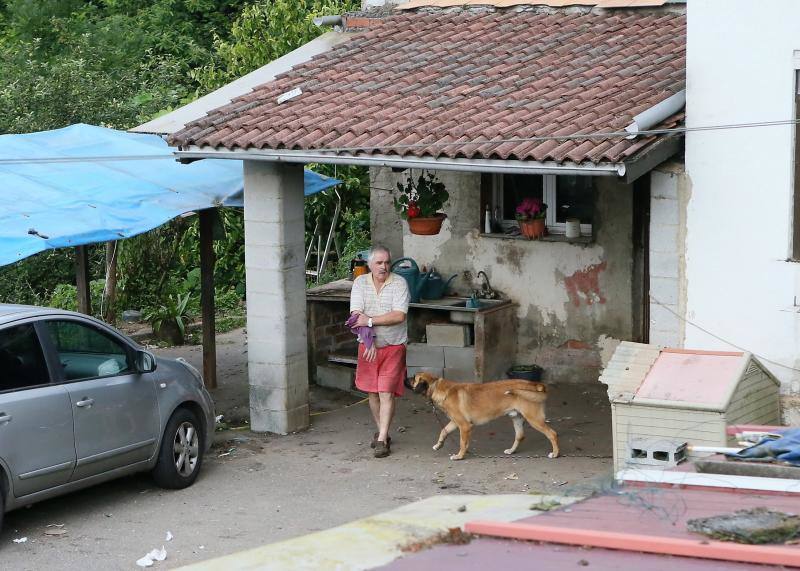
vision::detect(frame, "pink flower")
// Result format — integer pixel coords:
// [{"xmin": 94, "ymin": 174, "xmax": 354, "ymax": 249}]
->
[{"xmin": 515, "ymin": 197, "xmax": 546, "ymax": 219}]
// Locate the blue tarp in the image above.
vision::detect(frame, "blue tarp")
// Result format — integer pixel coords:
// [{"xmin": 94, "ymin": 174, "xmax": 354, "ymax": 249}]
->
[{"xmin": 0, "ymin": 124, "xmax": 340, "ymax": 266}]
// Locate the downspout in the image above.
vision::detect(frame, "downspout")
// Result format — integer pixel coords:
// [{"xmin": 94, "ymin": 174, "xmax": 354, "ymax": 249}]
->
[{"xmin": 624, "ymin": 90, "xmax": 686, "ymax": 139}]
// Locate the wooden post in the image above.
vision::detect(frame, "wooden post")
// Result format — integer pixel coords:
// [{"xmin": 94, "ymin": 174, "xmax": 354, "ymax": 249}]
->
[
  {"xmin": 199, "ymin": 209, "xmax": 217, "ymax": 390},
  {"xmin": 75, "ymin": 246, "xmax": 91, "ymax": 315},
  {"xmin": 104, "ymin": 241, "xmax": 118, "ymax": 324}
]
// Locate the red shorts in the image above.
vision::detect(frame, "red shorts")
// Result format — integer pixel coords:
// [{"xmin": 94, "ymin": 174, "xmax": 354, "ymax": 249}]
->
[{"xmin": 355, "ymin": 344, "xmax": 406, "ymax": 397}]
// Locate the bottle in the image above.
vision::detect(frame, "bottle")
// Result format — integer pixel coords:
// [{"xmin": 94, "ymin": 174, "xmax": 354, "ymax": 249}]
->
[{"xmin": 484, "ymin": 204, "xmax": 491, "ymax": 234}]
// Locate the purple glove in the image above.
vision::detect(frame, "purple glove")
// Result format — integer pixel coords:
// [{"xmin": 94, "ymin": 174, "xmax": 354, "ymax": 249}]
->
[{"xmin": 346, "ymin": 313, "xmax": 376, "ymax": 350}]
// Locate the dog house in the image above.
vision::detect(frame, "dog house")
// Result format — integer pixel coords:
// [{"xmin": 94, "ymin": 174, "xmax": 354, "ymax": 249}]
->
[{"xmin": 600, "ymin": 343, "xmax": 781, "ymax": 471}]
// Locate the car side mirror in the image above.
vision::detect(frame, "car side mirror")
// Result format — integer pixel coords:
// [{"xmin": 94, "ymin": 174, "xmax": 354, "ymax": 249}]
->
[{"xmin": 136, "ymin": 350, "xmax": 157, "ymax": 373}]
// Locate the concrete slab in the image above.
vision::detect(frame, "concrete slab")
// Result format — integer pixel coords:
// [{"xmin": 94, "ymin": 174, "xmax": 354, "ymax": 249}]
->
[{"xmin": 176, "ymin": 494, "xmax": 581, "ymax": 571}]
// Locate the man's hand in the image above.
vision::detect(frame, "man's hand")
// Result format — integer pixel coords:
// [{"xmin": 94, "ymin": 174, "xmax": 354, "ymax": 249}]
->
[
  {"xmin": 363, "ymin": 345, "xmax": 377, "ymax": 362},
  {"xmin": 354, "ymin": 313, "xmax": 370, "ymax": 328}
]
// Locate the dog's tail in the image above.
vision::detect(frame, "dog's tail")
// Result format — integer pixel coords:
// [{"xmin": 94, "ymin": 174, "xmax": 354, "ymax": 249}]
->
[{"xmin": 504, "ymin": 381, "xmax": 547, "ymax": 401}]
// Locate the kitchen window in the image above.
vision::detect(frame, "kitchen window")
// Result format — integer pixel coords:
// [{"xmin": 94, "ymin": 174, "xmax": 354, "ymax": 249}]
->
[{"xmin": 490, "ymin": 174, "xmax": 594, "ymax": 236}]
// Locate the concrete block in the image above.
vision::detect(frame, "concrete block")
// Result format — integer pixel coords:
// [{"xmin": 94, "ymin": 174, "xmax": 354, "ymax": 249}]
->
[
  {"xmin": 649, "ymin": 223, "xmax": 679, "ymax": 253},
  {"xmin": 649, "ymin": 302, "xmax": 681, "ymax": 335},
  {"xmin": 316, "ymin": 364, "xmax": 355, "ymax": 391},
  {"xmin": 651, "ymin": 169, "xmax": 679, "ymax": 200},
  {"xmin": 407, "ymin": 366, "xmax": 443, "ymax": 379},
  {"xmin": 444, "ymin": 368, "xmax": 479, "ymax": 382},
  {"xmin": 650, "ymin": 328, "xmax": 681, "ymax": 347},
  {"xmin": 426, "ymin": 323, "xmax": 471, "ymax": 347},
  {"xmin": 649, "ymin": 276, "xmax": 679, "ymax": 306},
  {"xmin": 444, "ymin": 346, "xmax": 475, "ymax": 370},
  {"xmin": 250, "ymin": 403, "xmax": 309, "ymax": 435},
  {"xmin": 649, "ymin": 250, "xmax": 680, "ymax": 279},
  {"xmin": 407, "ymin": 343, "xmax": 445, "ymax": 367},
  {"xmin": 650, "ymin": 196, "xmax": 679, "ymax": 226}
]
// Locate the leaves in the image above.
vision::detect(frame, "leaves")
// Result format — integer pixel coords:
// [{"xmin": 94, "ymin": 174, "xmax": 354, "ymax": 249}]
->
[{"xmin": 393, "ymin": 170, "xmax": 449, "ymax": 218}]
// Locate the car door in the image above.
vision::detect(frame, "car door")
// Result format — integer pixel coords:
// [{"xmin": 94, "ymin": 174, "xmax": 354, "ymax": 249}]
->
[
  {"xmin": 0, "ymin": 321, "xmax": 76, "ymax": 497},
  {"xmin": 42, "ymin": 319, "xmax": 159, "ymax": 482}
]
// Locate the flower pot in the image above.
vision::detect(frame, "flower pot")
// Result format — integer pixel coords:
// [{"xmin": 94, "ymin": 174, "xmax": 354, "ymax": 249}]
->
[
  {"xmin": 408, "ymin": 213, "xmax": 446, "ymax": 236},
  {"xmin": 519, "ymin": 218, "xmax": 546, "ymax": 240}
]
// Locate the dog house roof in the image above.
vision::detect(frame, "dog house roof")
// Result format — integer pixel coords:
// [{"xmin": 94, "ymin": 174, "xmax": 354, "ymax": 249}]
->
[{"xmin": 600, "ymin": 345, "xmax": 779, "ymax": 412}]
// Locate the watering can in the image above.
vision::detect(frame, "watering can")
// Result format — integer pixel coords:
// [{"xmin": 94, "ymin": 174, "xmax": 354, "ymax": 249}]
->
[
  {"xmin": 390, "ymin": 257, "xmax": 430, "ymax": 303},
  {"xmin": 420, "ymin": 267, "xmax": 458, "ymax": 300}
]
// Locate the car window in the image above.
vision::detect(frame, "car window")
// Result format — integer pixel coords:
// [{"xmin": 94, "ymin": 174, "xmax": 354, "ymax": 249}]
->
[
  {"xmin": 0, "ymin": 323, "xmax": 50, "ymax": 392},
  {"xmin": 44, "ymin": 320, "xmax": 133, "ymax": 381}
]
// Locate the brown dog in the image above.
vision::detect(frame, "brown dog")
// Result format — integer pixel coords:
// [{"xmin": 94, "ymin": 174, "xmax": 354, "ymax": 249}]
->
[{"xmin": 405, "ymin": 372, "xmax": 560, "ymax": 461}]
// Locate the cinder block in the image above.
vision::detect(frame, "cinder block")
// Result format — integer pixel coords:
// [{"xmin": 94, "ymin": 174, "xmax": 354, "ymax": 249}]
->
[
  {"xmin": 407, "ymin": 343, "xmax": 445, "ymax": 367},
  {"xmin": 444, "ymin": 368, "xmax": 479, "ymax": 382},
  {"xmin": 316, "ymin": 364, "xmax": 355, "ymax": 391},
  {"xmin": 650, "ymin": 196, "xmax": 679, "ymax": 226},
  {"xmin": 426, "ymin": 323, "xmax": 471, "ymax": 347},
  {"xmin": 649, "ymin": 251, "xmax": 679, "ymax": 279},
  {"xmin": 407, "ymin": 366, "xmax": 443, "ymax": 379},
  {"xmin": 649, "ymin": 276, "xmax": 679, "ymax": 306},
  {"xmin": 444, "ymin": 347, "xmax": 475, "ymax": 370}
]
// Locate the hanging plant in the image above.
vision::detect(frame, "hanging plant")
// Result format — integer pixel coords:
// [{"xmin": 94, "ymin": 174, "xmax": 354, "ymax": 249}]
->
[{"xmin": 393, "ymin": 171, "xmax": 449, "ymax": 235}]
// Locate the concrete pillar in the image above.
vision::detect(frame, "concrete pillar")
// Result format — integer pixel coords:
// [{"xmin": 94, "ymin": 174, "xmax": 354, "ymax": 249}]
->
[{"xmin": 243, "ymin": 161, "xmax": 309, "ymax": 434}]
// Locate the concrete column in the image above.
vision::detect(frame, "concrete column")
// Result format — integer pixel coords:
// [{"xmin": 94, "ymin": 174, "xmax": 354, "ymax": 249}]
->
[{"xmin": 243, "ymin": 161, "xmax": 309, "ymax": 434}]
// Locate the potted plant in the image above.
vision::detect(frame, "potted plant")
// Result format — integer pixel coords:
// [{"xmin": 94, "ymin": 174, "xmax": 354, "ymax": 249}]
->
[
  {"xmin": 515, "ymin": 197, "xmax": 547, "ymax": 240},
  {"xmin": 393, "ymin": 171, "xmax": 450, "ymax": 235},
  {"xmin": 144, "ymin": 293, "xmax": 192, "ymax": 345}
]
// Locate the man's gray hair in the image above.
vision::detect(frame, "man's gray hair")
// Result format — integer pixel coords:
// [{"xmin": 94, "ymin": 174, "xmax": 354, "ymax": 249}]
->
[{"xmin": 367, "ymin": 244, "xmax": 392, "ymax": 263}]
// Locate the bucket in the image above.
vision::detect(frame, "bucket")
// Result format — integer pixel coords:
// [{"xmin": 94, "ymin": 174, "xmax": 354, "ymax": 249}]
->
[{"xmin": 506, "ymin": 365, "xmax": 543, "ymax": 382}]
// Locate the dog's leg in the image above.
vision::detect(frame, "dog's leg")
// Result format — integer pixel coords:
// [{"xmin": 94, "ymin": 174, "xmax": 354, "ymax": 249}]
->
[
  {"xmin": 433, "ymin": 421, "xmax": 457, "ymax": 451},
  {"xmin": 521, "ymin": 407, "xmax": 560, "ymax": 459},
  {"xmin": 450, "ymin": 423, "xmax": 471, "ymax": 461},
  {"xmin": 504, "ymin": 415, "xmax": 525, "ymax": 455}
]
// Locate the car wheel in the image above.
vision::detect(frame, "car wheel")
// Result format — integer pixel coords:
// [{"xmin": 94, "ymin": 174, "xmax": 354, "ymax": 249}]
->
[
  {"xmin": 0, "ymin": 486, "xmax": 4, "ymax": 533},
  {"xmin": 152, "ymin": 408, "xmax": 204, "ymax": 489}
]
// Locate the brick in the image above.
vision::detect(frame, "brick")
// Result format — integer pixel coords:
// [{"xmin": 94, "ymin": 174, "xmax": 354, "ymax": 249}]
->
[
  {"xmin": 407, "ymin": 343, "xmax": 445, "ymax": 367},
  {"xmin": 426, "ymin": 323, "xmax": 471, "ymax": 347},
  {"xmin": 444, "ymin": 346, "xmax": 476, "ymax": 370},
  {"xmin": 651, "ymin": 196, "xmax": 679, "ymax": 226},
  {"xmin": 316, "ymin": 364, "xmax": 355, "ymax": 391},
  {"xmin": 407, "ymin": 366, "xmax": 444, "ymax": 379}
]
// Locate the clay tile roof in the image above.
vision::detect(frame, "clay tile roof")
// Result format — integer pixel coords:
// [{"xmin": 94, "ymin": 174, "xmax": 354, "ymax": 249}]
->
[{"xmin": 171, "ymin": 9, "xmax": 686, "ymax": 165}]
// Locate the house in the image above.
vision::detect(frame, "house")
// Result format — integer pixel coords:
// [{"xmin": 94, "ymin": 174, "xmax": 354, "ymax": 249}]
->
[{"xmin": 166, "ymin": 0, "xmax": 689, "ymax": 432}]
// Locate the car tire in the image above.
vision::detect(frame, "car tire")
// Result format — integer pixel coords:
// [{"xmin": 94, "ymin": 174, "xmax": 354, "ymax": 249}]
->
[
  {"xmin": 152, "ymin": 407, "xmax": 204, "ymax": 489},
  {"xmin": 0, "ymin": 486, "xmax": 4, "ymax": 533}
]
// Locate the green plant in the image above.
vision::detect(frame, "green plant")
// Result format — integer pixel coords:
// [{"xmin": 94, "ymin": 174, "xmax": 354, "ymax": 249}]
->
[
  {"xmin": 394, "ymin": 171, "xmax": 449, "ymax": 220},
  {"xmin": 48, "ymin": 279, "xmax": 107, "ymax": 319},
  {"xmin": 143, "ymin": 292, "xmax": 192, "ymax": 337}
]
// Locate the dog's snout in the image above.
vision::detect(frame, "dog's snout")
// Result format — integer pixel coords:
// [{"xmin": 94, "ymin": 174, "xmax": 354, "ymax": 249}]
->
[{"xmin": 403, "ymin": 378, "xmax": 414, "ymax": 391}]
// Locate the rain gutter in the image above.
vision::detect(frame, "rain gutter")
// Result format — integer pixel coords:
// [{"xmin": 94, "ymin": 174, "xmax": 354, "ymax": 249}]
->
[{"xmin": 174, "ymin": 147, "xmax": 626, "ymax": 177}]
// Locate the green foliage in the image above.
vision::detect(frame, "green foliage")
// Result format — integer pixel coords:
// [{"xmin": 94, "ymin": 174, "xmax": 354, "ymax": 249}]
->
[
  {"xmin": 394, "ymin": 170, "xmax": 450, "ymax": 219},
  {"xmin": 47, "ymin": 279, "xmax": 107, "ymax": 319},
  {"xmin": 143, "ymin": 292, "xmax": 192, "ymax": 336}
]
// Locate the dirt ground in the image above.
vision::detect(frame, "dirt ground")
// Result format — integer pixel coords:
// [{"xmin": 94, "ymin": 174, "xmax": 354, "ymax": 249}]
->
[{"xmin": 0, "ymin": 328, "xmax": 616, "ymax": 570}]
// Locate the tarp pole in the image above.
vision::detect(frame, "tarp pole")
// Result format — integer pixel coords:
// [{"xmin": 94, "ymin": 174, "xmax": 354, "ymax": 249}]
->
[
  {"xmin": 75, "ymin": 246, "xmax": 91, "ymax": 315},
  {"xmin": 104, "ymin": 241, "xmax": 118, "ymax": 324},
  {"xmin": 199, "ymin": 209, "xmax": 217, "ymax": 390}
]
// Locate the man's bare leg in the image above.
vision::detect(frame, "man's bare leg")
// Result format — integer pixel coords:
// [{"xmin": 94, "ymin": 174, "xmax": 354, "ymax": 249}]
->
[
  {"xmin": 368, "ymin": 392, "xmax": 381, "ymax": 428},
  {"xmin": 377, "ymin": 392, "xmax": 395, "ymax": 443}
]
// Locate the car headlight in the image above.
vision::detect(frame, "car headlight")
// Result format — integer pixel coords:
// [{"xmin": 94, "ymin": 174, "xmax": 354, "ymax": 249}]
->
[{"xmin": 176, "ymin": 357, "xmax": 203, "ymax": 387}]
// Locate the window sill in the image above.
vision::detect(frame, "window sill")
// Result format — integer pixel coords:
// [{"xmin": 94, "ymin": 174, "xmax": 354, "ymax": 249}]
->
[{"xmin": 479, "ymin": 232, "xmax": 593, "ymax": 244}]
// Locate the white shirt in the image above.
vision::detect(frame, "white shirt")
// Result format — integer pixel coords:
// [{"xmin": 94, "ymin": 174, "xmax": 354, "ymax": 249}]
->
[{"xmin": 350, "ymin": 272, "xmax": 410, "ymax": 347}]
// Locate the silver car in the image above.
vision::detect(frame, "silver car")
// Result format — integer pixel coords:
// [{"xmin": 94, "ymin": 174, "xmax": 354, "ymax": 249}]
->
[{"xmin": 0, "ymin": 305, "xmax": 214, "ymax": 531}]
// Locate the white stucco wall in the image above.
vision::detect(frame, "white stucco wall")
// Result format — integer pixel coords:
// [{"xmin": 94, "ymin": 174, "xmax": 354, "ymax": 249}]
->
[{"xmin": 685, "ymin": 0, "xmax": 800, "ymax": 391}]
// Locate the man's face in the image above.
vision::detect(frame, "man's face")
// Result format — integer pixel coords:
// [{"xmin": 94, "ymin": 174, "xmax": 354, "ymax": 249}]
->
[{"xmin": 369, "ymin": 251, "xmax": 391, "ymax": 280}]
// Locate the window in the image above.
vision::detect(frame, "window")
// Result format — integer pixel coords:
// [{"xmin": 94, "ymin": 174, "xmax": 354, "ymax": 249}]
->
[
  {"xmin": 491, "ymin": 174, "xmax": 594, "ymax": 236},
  {"xmin": 45, "ymin": 320, "xmax": 132, "ymax": 381},
  {"xmin": 0, "ymin": 323, "xmax": 50, "ymax": 391}
]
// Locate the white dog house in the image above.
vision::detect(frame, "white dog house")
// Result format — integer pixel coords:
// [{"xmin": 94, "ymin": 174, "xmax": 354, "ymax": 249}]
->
[{"xmin": 600, "ymin": 343, "xmax": 781, "ymax": 471}]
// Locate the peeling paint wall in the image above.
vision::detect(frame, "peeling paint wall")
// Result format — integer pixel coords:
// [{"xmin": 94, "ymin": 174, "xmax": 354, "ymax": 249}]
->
[{"xmin": 370, "ymin": 167, "xmax": 636, "ymax": 383}]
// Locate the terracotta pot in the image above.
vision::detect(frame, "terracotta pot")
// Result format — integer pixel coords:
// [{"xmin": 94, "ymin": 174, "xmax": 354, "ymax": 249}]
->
[
  {"xmin": 519, "ymin": 218, "xmax": 546, "ymax": 240},
  {"xmin": 408, "ymin": 213, "xmax": 446, "ymax": 235}
]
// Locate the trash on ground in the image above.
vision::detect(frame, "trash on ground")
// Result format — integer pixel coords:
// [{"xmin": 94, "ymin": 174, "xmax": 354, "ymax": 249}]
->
[
  {"xmin": 44, "ymin": 528, "xmax": 67, "ymax": 536},
  {"xmin": 504, "ymin": 473, "xmax": 519, "ymax": 480},
  {"xmin": 165, "ymin": 531, "xmax": 173, "ymax": 542},
  {"xmin": 397, "ymin": 426, "xmax": 407, "ymax": 433},
  {"xmin": 401, "ymin": 527, "xmax": 473, "ymax": 553},
  {"xmin": 12, "ymin": 537, "xmax": 27, "ymax": 543},
  {"xmin": 457, "ymin": 505, "xmax": 467, "ymax": 512},
  {"xmin": 218, "ymin": 447, "xmax": 236, "ymax": 457},
  {"xmin": 530, "ymin": 499, "xmax": 563, "ymax": 511},
  {"xmin": 688, "ymin": 508, "xmax": 800, "ymax": 544},
  {"xmin": 136, "ymin": 546, "xmax": 167, "ymax": 568}
]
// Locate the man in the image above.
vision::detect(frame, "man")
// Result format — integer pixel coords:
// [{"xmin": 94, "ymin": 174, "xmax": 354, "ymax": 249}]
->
[{"xmin": 349, "ymin": 245, "xmax": 410, "ymax": 458}]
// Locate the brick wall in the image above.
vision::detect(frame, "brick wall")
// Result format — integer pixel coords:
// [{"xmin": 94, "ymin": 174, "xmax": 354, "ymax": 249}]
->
[{"xmin": 307, "ymin": 300, "xmax": 358, "ymax": 383}]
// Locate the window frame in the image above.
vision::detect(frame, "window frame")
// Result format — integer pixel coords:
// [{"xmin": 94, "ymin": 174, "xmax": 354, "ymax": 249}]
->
[
  {"xmin": 39, "ymin": 318, "xmax": 136, "ymax": 385},
  {"xmin": 491, "ymin": 174, "xmax": 593, "ymax": 236}
]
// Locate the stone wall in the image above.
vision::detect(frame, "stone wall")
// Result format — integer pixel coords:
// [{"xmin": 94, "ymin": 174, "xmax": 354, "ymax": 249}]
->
[{"xmin": 307, "ymin": 300, "xmax": 358, "ymax": 384}]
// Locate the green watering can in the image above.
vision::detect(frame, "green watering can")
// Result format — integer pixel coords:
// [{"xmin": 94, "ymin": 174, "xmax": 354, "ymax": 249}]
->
[
  {"xmin": 390, "ymin": 257, "xmax": 430, "ymax": 303},
  {"xmin": 420, "ymin": 267, "xmax": 458, "ymax": 300}
]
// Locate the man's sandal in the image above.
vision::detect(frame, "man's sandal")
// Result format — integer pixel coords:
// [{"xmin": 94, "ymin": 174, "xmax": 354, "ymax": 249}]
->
[
  {"xmin": 373, "ymin": 440, "xmax": 391, "ymax": 458},
  {"xmin": 370, "ymin": 432, "xmax": 391, "ymax": 449}
]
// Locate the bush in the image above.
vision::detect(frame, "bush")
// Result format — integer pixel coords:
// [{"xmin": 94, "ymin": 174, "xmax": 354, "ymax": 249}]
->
[{"xmin": 47, "ymin": 279, "xmax": 106, "ymax": 319}]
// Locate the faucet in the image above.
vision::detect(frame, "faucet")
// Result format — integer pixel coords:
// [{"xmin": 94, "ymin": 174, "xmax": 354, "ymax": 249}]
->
[{"xmin": 476, "ymin": 271, "xmax": 497, "ymax": 299}]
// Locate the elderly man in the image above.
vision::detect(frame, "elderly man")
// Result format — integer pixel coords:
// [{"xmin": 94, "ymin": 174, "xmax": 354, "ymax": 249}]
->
[{"xmin": 349, "ymin": 245, "xmax": 410, "ymax": 458}]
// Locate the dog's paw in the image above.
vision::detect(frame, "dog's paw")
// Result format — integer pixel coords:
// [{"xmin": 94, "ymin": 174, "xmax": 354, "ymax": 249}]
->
[
  {"xmin": 432, "ymin": 443, "xmax": 443, "ymax": 451},
  {"xmin": 449, "ymin": 454, "xmax": 464, "ymax": 461},
  {"xmin": 547, "ymin": 452, "xmax": 559, "ymax": 459},
  {"xmin": 503, "ymin": 448, "xmax": 515, "ymax": 455}
]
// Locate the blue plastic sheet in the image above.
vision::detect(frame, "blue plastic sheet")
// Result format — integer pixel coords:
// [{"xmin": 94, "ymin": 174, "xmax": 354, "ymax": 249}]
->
[
  {"xmin": 0, "ymin": 124, "xmax": 340, "ymax": 266},
  {"xmin": 726, "ymin": 428, "xmax": 800, "ymax": 466}
]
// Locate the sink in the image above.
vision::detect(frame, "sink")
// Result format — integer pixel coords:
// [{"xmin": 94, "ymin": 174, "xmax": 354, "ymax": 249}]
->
[{"xmin": 419, "ymin": 297, "xmax": 467, "ymax": 307}]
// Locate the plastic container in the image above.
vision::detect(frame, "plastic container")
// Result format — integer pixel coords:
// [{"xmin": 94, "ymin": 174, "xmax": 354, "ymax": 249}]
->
[{"xmin": 506, "ymin": 364, "xmax": 543, "ymax": 382}]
